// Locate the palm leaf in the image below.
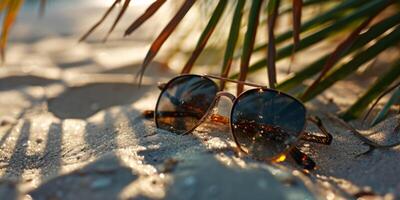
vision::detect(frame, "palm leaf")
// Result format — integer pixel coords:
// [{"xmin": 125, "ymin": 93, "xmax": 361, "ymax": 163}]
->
[
  {"xmin": 251, "ymin": 0, "xmax": 365, "ymax": 54},
  {"xmin": 301, "ymin": 4, "xmax": 389, "ymax": 100},
  {"xmin": 341, "ymin": 59, "xmax": 400, "ymax": 120},
  {"xmin": 371, "ymin": 85, "xmax": 400, "ymax": 126},
  {"xmin": 0, "ymin": 0, "xmax": 11, "ymax": 11},
  {"xmin": 231, "ymin": 0, "xmax": 391, "ymax": 78},
  {"xmin": 237, "ymin": 0, "xmax": 263, "ymax": 95},
  {"xmin": 181, "ymin": 0, "xmax": 228, "ymax": 74},
  {"xmin": 277, "ymin": 13, "xmax": 400, "ymax": 91},
  {"xmin": 220, "ymin": 0, "xmax": 246, "ymax": 89},
  {"xmin": 103, "ymin": 0, "xmax": 131, "ymax": 42},
  {"xmin": 280, "ymin": 0, "xmax": 336, "ymax": 15},
  {"xmin": 79, "ymin": 0, "xmax": 121, "ymax": 42},
  {"xmin": 300, "ymin": 26, "xmax": 400, "ymax": 102},
  {"xmin": 124, "ymin": 0, "xmax": 167, "ymax": 36},
  {"xmin": 287, "ymin": 0, "xmax": 302, "ymax": 74},
  {"xmin": 266, "ymin": 0, "xmax": 280, "ymax": 88},
  {"xmin": 138, "ymin": 0, "xmax": 196, "ymax": 84},
  {"xmin": 363, "ymin": 80, "xmax": 400, "ymax": 123}
]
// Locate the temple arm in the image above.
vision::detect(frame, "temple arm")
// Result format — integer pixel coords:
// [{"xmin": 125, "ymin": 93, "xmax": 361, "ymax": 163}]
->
[
  {"xmin": 289, "ymin": 147, "xmax": 316, "ymax": 170},
  {"xmin": 300, "ymin": 116, "xmax": 332, "ymax": 145}
]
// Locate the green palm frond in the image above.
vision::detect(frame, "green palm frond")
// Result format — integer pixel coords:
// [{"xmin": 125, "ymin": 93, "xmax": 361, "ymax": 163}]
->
[
  {"xmin": 219, "ymin": 0, "xmax": 245, "ymax": 90},
  {"xmin": 237, "ymin": 0, "xmax": 263, "ymax": 95},
  {"xmin": 181, "ymin": 0, "xmax": 228, "ymax": 74},
  {"xmin": 370, "ymin": 85, "xmax": 400, "ymax": 126},
  {"xmin": 342, "ymin": 59, "xmax": 400, "ymax": 121}
]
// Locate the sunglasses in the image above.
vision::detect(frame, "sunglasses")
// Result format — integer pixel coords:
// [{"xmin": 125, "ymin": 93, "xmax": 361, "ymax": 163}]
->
[{"xmin": 144, "ymin": 74, "xmax": 332, "ymax": 170}]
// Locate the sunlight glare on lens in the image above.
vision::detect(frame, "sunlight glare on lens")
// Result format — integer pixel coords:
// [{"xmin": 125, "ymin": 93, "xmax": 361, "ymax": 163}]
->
[{"xmin": 274, "ymin": 154, "xmax": 286, "ymax": 162}]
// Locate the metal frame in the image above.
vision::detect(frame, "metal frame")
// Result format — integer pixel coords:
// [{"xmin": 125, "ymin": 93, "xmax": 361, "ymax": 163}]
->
[
  {"xmin": 153, "ymin": 74, "xmax": 332, "ymax": 169},
  {"xmin": 228, "ymin": 87, "xmax": 307, "ymax": 161},
  {"xmin": 154, "ymin": 74, "xmax": 219, "ymax": 134}
]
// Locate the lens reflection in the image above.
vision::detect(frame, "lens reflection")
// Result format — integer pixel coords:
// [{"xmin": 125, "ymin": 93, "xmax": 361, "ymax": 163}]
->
[
  {"xmin": 231, "ymin": 89, "xmax": 306, "ymax": 159},
  {"xmin": 155, "ymin": 75, "xmax": 218, "ymax": 134}
]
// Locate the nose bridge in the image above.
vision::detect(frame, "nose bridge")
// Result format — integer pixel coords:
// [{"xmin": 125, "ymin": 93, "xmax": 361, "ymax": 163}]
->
[
  {"xmin": 201, "ymin": 91, "xmax": 235, "ymax": 120},
  {"xmin": 206, "ymin": 91, "xmax": 235, "ymax": 118},
  {"xmin": 182, "ymin": 90, "xmax": 234, "ymax": 135},
  {"xmin": 216, "ymin": 91, "xmax": 236, "ymax": 102}
]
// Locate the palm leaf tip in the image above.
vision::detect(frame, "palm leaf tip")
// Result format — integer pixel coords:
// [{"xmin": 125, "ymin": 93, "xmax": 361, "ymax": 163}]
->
[
  {"xmin": 79, "ymin": 0, "xmax": 121, "ymax": 42},
  {"xmin": 287, "ymin": 0, "xmax": 302, "ymax": 74},
  {"xmin": 103, "ymin": 0, "xmax": 131, "ymax": 42},
  {"xmin": 0, "ymin": 0, "xmax": 24, "ymax": 62},
  {"xmin": 124, "ymin": 0, "xmax": 167, "ymax": 37}
]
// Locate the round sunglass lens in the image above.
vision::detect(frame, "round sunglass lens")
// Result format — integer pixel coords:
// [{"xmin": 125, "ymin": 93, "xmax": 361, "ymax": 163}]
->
[
  {"xmin": 231, "ymin": 89, "xmax": 306, "ymax": 160},
  {"xmin": 155, "ymin": 75, "xmax": 218, "ymax": 134}
]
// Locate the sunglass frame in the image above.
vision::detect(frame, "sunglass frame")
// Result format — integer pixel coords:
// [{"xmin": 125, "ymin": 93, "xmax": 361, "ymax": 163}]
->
[{"xmin": 154, "ymin": 74, "xmax": 307, "ymax": 161}]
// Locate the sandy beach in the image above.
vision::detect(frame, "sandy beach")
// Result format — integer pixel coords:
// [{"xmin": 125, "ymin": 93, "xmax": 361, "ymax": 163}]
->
[{"xmin": 0, "ymin": 1, "xmax": 399, "ymax": 199}]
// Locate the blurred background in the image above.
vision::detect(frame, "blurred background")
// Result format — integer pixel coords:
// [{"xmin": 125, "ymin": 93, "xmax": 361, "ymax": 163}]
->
[{"xmin": 3, "ymin": 0, "xmax": 400, "ymax": 126}]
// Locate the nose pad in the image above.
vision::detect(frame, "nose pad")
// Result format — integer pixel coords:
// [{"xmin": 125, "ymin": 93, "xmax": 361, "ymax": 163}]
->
[
  {"xmin": 210, "ymin": 91, "xmax": 235, "ymax": 118},
  {"xmin": 209, "ymin": 96, "xmax": 247, "ymax": 154},
  {"xmin": 213, "ymin": 96, "xmax": 233, "ymax": 117},
  {"xmin": 207, "ymin": 96, "xmax": 233, "ymax": 125}
]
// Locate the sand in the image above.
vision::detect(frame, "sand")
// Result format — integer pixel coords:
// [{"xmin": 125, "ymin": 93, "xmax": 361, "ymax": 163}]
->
[{"xmin": 0, "ymin": 1, "xmax": 399, "ymax": 199}]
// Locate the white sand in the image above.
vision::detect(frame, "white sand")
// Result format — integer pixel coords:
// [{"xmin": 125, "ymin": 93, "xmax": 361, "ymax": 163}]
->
[{"xmin": 0, "ymin": 2, "xmax": 399, "ymax": 199}]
